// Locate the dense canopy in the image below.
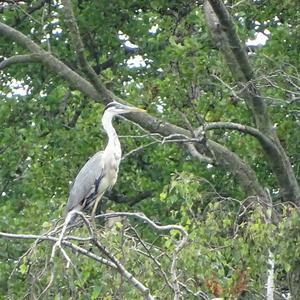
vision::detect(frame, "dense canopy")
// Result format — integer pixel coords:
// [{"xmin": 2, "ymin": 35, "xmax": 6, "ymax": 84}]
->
[{"xmin": 0, "ymin": 0, "xmax": 299, "ymax": 299}]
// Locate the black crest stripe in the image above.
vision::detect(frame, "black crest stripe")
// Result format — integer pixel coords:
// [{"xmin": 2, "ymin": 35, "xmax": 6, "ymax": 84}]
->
[{"xmin": 104, "ymin": 102, "xmax": 119, "ymax": 111}]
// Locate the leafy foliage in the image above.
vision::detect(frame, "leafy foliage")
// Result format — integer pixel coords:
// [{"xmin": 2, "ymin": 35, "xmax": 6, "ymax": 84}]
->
[{"xmin": 0, "ymin": 0, "xmax": 300, "ymax": 299}]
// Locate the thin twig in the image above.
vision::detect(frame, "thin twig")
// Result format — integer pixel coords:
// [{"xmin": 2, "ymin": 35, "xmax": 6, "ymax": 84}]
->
[
  {"xmin": 130, "ymin": 226, "xmax": 173, "ymax": 290},
  {"xmin": 0, "ymin": 231, "xmax": 116, "ymax": 268},
  {"xmin": 95, "ymin": 211, "xmax": 188, "ymax": 299}
]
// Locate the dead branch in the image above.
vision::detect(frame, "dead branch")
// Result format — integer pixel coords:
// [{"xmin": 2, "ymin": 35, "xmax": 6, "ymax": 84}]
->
[
  {"xmin": 0, "ymin": 231, "xmax": 116, "ymax": 268},
  {"xmin": 0, "ymin": 210, "xmax": 189, "ymax": 299},
  {"xmin": 96, "ymin": 212, "xmax": 188, "ymax": 299}
]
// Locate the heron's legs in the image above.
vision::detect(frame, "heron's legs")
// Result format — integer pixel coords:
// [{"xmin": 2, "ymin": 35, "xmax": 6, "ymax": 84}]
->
[{"xmin": 91, "ymin": 193, "xmax": 104, "ymax": 227}]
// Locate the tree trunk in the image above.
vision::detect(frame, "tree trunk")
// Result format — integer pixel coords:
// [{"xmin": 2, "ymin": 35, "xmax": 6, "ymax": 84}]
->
[{"xmin": 204, "ymin": 0, "xmax": 300, "ymax": 205}]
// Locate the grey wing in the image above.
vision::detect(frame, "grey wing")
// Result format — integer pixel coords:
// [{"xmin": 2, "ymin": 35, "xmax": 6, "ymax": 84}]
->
[{"xmin": 66, "ymin": 151, "xmax": 105, "ymax": 212}]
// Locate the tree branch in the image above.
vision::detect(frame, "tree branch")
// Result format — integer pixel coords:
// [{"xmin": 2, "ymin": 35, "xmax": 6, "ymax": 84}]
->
[
  {"xmin": 206, "ymin": 0, "xmax": 252, "ymax": 80},
  {"xmin": 204, "ymin": 0, "xmax": 271, "ymax": 131},
  {"xmin": 204, "ymin": 0, "xmax": 300, "ymax": 204},
  {"xmin": 1, "ymin": 210, "xmax": 188, "ymax": 300},
  {"xmin": 186, "ymin": 143, "xmax": 213, "ymax": 164},
  {"xmin": 0, "ymin": 54, "xmax": 42, "ymax": 69},
  {"xmin": 106, "ymin": 190, "xmax": 154, "ymax": 206},
  {"xmin": 61, "ymin": 0, "xmax": 108, "ymax": 95},
  {"xmin": 96, "ymin": 212, "xmax": 188, "ymax": 239},
  {"xmin": 97, "ymin": 212, "xmax": 188, "ymax": 299},
  {"xmin": 0, "ymin": 222, "xmax": 154, "ymax": 299},
  {"xmin": 0, "ymin": 231, "xmax": 116, "ymax": 268},
  {"xmin": 0, "ymin": 21, "xmax": 100, "ymax": 100},
  {"xmin": 93, "ymin": 238, "xmax": 154, "ymax": 300},
  {"xmin": 0, "ymin": 20, "xmax": 269, "ymax": 203},
  {"xmin": 11, "ymin": 0, "xmax": 47, "ymax": 27},
  {"xmin": 204, "ymin": 122, "xmax": 276, "ymax": 149}
]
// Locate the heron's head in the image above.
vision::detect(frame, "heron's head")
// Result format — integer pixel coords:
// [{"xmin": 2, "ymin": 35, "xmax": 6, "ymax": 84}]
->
[{"xmin": 104, "ymin": 101, "xmax": 146, "ymax": 116}]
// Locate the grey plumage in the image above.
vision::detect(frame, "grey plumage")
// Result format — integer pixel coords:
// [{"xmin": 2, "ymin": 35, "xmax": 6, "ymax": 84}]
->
[
  {"xmin": 65, "ymin": 101, "xmax": 145, "ymax": 221},
  {"xmin": 66, "ymin": 151, "xmax": 105, "ymax": 213}
]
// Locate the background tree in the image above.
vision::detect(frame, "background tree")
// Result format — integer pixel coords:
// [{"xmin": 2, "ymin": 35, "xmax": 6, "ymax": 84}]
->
[{"xmin": 0, "ymin": 0, "xmax": 299, "ymax": 299}]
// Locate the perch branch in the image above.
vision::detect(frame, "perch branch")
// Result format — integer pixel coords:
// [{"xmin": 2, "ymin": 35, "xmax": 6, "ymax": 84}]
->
[{"xmin": 0, "ymin": 20, "xmax": 270, "ymax": 202}]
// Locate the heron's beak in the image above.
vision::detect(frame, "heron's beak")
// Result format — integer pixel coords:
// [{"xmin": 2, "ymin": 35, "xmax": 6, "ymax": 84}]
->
[
  {"xmin": 127, "ymin": 107, "xmax": 146, "ymax": 113},
  {"xmin": 134, "ymin": 107, "xmax": 146, "ymax": 113}
]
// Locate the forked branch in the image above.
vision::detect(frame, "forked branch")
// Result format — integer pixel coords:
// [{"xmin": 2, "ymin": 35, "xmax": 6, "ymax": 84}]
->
[
  {"xmin": 0, "ymin": 18, "xmax": 270, "ymax": 202},
  {"xmin": 0, "ymin": 211, "xmax": 189, "ymax": 300}
]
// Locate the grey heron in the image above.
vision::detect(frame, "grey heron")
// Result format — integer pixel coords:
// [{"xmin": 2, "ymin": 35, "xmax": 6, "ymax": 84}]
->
[{"xmin": 65, "ymin": 101, "xmax": 145, "ymax": 224}]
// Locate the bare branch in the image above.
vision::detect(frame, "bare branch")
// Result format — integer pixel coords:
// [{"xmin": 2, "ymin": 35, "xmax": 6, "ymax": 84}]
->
[
  {"xmin": 130, "ymin": 226, "xmax": 173, "ymax": 290},
  {"xmin": 0, "ymin": 231, "xmax": 116, "ymax": 268},
  {"xmin": 67, "ymin": 211, "xmax": 156, "ymax": 299},
  {"xmin": 178, "ymin": 281, "xmax": 210, "ymax": 300},
  {"xmin": 186, "ymin": 143, "xmax": 213, "ymax": 164},
  {"xmin": 122, "ymin": 141, "xmax": 158, "ymax": 160},
  {"xmin": 121, "ymin": 130, "xmax": 213, "ymax": 164},
  {"xmin": 2, "ymin": 210, "xmax": 188, "ymax": 300},
  {"xmin": 0, "ymin": 54, "xmax": 42, "ymax": 69},
  {"xmin": 96, "ymin": 212, "xmax": 188, "ymax": 239},
  {"xmin": 211, "ymin": 73, "xmax": 242, "ymax": 101},
  {"xmin": 38, "ymin": 266, "xmax": 55, "ymax": 299},
  {"xmin": 96, "ymin": 212, "xmax": 188, "ymax": 299},
  {"xmin": 93, "ymin": 238, "xmax": 154, "ymax": 300},
  {"xmin": 204, "ymin": 121, "xmax": 275, "ymax": 147}
]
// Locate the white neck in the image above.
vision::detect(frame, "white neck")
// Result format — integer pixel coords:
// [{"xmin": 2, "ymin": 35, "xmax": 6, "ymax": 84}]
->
[{"xmin": 102, "ymin": 111, "xmax": 121, "ymax": 157}]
